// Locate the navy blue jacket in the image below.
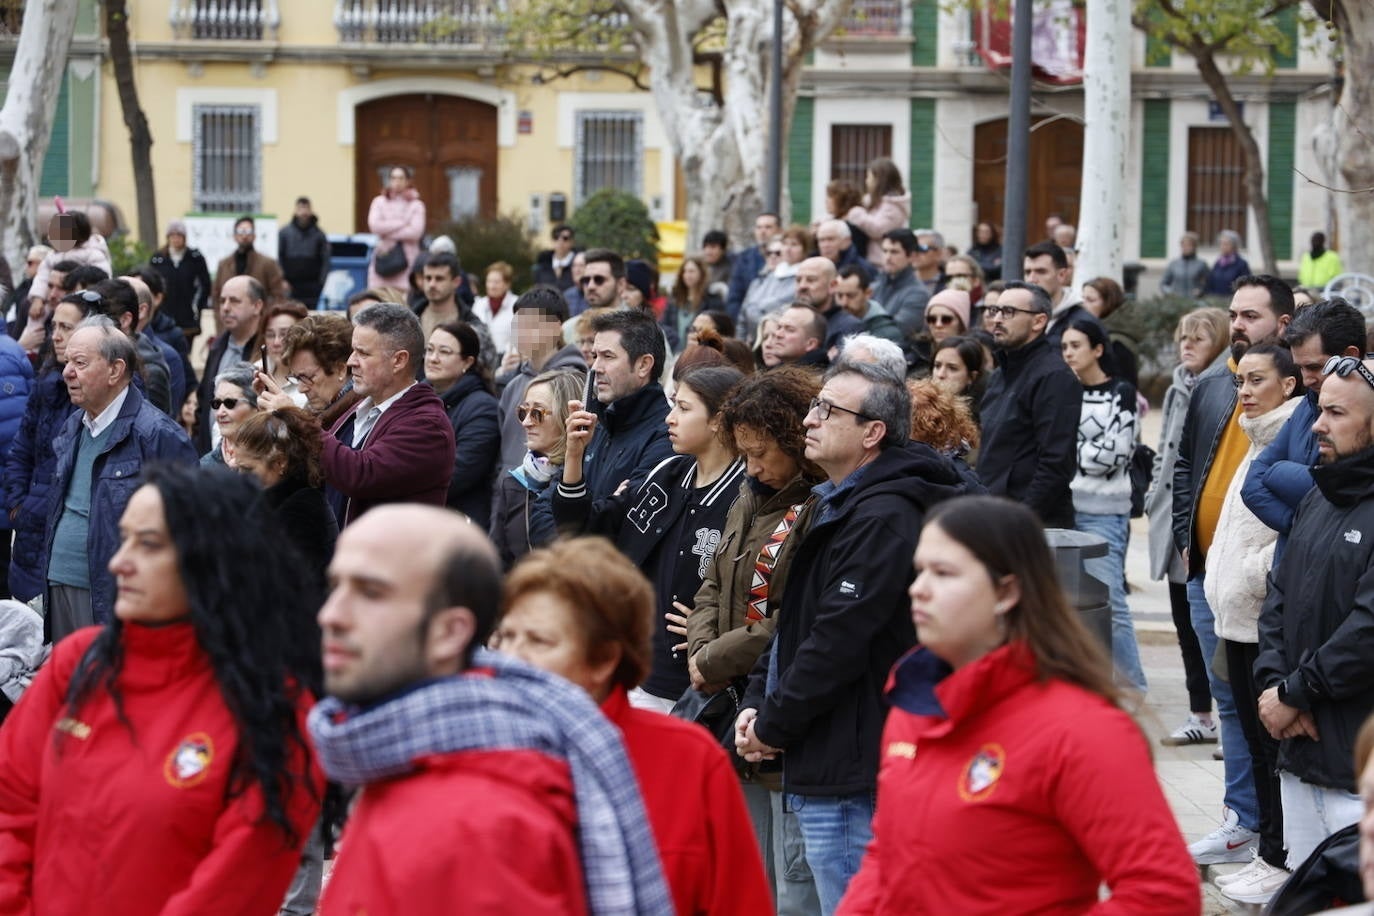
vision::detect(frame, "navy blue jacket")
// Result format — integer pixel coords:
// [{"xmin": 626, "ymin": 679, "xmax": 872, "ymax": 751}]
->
[
  {"xmin": 149, "ymin": 310, "xmax": 196, "ymax": 407},
  {"xmin": 1242, "ymin": 389, "xmax": 1320, "ymax": 567},
  {"xmin": 44, "ymin": 385, "xmax": 198, "ymax": 623},
  {"xmin": 438, "ymin": 373, "xmax": 501, "ymax": 530},
  {"xmin": 0, "ymin": 336, "xmax": 34, "ymax": 533},
  {"xmin": 3, "ymin": 372, "xmax": 75, "ymax": 601},
  {"xmin": 552, "ymin": 383, "xmax": 673, "ymax": 534}
]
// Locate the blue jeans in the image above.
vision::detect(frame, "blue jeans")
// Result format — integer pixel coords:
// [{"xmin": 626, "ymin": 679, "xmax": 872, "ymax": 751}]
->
[
  {"xmin": 786, "ymin": 792, "xmax": 873, "ymax": 915},
  {"xmin": 770, "ymin": 790, "xmax": 821, "ymax": 916},
  {"xmin": 1187, "ymin": 575, "xmax": 1259, "ymax": 829},
  {"xmin": 1075, "ymin": 512, "xmax": 1147, "ymax": 692}
]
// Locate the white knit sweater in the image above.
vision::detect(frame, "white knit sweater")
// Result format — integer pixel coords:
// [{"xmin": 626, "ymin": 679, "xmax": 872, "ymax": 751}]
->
[
  {"xmin": 1205, "ymin": 395, "xmax": 1301, "ymax": 643},
  {"xmin": 1070, "ymin": 379, "xmax": 1138, "ymax": 516}
]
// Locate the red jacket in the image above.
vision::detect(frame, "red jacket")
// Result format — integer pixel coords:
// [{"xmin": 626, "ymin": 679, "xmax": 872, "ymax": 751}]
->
[
  {"xmin": 603, "ymin": 687, "xmax": 772, "ymax": 916},
  {"xmin": 838, "ymin": 644, "xmax": 1198, "ymax": 916},
  {"xmin": 0, "ymin": 624, "xmax": 323, "ymax": 915},
  {"xmin": 323, "ymin": 382, "xmax": 456, "ymax": 526},
  {"xmin": 320, "ymin": 748, "xmax": 588, "ymax": 916}
]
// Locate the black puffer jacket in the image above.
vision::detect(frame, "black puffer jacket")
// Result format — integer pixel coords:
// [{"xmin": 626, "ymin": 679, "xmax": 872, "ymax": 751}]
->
[
  {"xmin": 745, "ymin": 441, "xmax": 981, "ymax": 796},
  {"xmin": 1171, "ymin": 358, "xmax": 1237, "ymax": 573},
  {"xmin": 1255, "ymin": 446, "xmax": 1374, "ymax": 791},
  {"xmin": 439, "ymin": 373, "xmax": 500, "ymax": 530},
  {"xmin": 977, "ymin": 334, "xmax": 1082, "ymax": 528}
]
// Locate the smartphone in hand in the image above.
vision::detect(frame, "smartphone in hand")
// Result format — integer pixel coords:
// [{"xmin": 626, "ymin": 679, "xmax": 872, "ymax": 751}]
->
[
  {"xmin": 260, "ymin": 344, "xmax": 269, "ymax": 374},
  {"xmin": 583, "ymin": 369, "xmax": 597, "ymax": 406}
]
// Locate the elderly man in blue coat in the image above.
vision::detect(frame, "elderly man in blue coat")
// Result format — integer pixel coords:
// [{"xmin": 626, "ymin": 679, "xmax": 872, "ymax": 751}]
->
[{"xmin": 44, "ymin": 317, "xmax": 197, "ymax": 642}]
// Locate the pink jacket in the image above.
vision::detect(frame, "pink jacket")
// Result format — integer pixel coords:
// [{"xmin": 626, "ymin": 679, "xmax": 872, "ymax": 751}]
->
[
  {"xmin": 847, "ymin": 194, "xmax": 911, "ymax": 262},
  {"xmin": 30, "ymin": 235, "xmax": 112, "ymax": 303},
  {"xmin": 366, "ymin": 189, "xmax": 426, "ymax": 290}
]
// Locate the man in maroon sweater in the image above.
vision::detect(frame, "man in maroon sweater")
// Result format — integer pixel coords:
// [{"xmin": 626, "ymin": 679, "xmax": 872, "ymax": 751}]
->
[{"xmin": 320, "ymin": 303, "xmax": 454, "ymax": 526}]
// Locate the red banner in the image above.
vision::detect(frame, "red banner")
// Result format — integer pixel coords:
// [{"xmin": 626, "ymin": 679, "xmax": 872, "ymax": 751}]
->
[{"xmin": 976, "ymin": 0, "xmax": 1087, "ymax": 86}]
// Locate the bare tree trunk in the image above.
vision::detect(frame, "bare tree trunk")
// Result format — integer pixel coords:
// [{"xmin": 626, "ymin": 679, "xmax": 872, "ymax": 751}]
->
[
  {"xmin": 1192, "ymin": 47, "xmax": 1278, "ymax": 275},
  {"xmin": 106, "ymin": 0, "xmax": 158, "ymax": 247},
  {"xmin": 1313, "ymin": 0, "xmax": 1374, "ymax": 275},
  {"xmin": 1074, "ymin": 0, "xmax": 1131, "ymax": 288},
  {"xmin": 626, "ymin": 0, "xmax": 850, "ymax": 251},
  {"xmin": 0, "ymin": 0, "xmax": 80, "ymax": 272}
]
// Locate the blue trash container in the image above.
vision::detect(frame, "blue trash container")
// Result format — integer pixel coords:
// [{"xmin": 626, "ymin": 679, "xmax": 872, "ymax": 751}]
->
[{"xmin": 321, "ymin": 234, "xmax": 378, "ymax": 310}]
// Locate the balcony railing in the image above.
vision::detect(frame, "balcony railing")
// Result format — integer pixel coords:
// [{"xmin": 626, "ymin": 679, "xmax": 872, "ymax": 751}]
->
[
  {"xmin": 169, "ymin": 0, "xmax": 280, "ymax": 41},
  {"xmin": 334, "ymin": 0, "xmax": 506, "ymax": 46},
  {"xmin": 839, "ymin": 0, "xmax": 907, "ymax": 38}
]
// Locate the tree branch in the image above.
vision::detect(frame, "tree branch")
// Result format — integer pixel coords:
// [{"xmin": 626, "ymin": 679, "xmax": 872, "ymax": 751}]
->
[{"xmin": 538, "ymin": 63, "xmax": 651, "ymax": 91}]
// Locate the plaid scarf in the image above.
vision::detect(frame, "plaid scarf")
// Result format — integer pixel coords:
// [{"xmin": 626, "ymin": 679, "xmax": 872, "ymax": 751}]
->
[{"xmin": 309, "ymin": 649, "xmax": 674, "ymax": 916}]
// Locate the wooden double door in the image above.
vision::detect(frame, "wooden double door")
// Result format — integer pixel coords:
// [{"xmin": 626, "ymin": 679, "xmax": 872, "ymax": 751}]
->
[
  {"xmin": 972, "ymin": 116, "xmax": 1083, "ymax": 242},
  {"xmin": 354, "ymin": 93, "xmax": 498, "ymax": 234}
]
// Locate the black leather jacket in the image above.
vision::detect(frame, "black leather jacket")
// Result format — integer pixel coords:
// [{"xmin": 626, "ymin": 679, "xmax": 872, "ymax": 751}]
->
[{"xmin": 1171, "ymin": 358, "xmax": 1236, "ymax": 574}]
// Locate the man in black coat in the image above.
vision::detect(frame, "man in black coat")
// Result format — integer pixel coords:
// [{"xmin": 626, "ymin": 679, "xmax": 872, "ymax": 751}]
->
[
  {"xmin": 737, "ymin": 356, "xmax": 976, "ymax": 913},
  {"xmin": 277, "ymin": 197, "xmax": 331, "ymax": 308},
  {"xmin": 149, "ymin": 220, "xmax": 212, "ymax": 342},
  {"xmin": 1255, "ymin": 361, "xmax": 1374, "ymax": 871},
  {"xmin": 977, "ymin": 281, "xmax": 1082, "ymax": 528}
]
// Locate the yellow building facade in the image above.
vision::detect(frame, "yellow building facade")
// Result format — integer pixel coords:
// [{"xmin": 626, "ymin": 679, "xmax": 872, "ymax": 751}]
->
[{"xmin": 98, "ymin": 0, "xmax": 676, "ymax": 249}]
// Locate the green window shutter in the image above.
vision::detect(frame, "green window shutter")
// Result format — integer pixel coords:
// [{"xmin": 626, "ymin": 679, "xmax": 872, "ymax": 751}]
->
[
  {"xmin": 1267, "ymin": 101, "xmax": 1296, "ymax": 262},
  {"xmin": 39, "ymin": 72, "xmax": 70, "ymax": 198},
  {"xmin": 788, "ymin": 96, "xmax": 815, "ymax": 223},
  {"xmin": 1274, "ymin": 7, "xmax": 1298, "ymax": 70},
  {"xmin": 912, "ymin": 0, "xmax": 938, "ymax": 67},
  {"xmin": 1139, "ymin": 99, "xmax": 1170, "ymax": 259},
  {"xmin": 909, "ymin": 99, "xmax": 935, "ymax": 228}
]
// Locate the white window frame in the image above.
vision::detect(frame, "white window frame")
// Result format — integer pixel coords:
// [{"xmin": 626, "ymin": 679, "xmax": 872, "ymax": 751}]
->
[
  {"xmin": 574, "ymin": 110, "xmax": 644, "ymax": 204},
  {"xmin": 191, "ymin": 104, "xmax": 262, "ymax": 214}
]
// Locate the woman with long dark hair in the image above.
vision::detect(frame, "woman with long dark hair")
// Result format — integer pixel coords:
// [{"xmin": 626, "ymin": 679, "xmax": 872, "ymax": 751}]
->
[
  {"xmin": 425, "ymin": 320, "xmax": 500, "ymax": 529},
  {"xmin": 671, "ymin": 256, "xmax": 726, "ymax": 346},
  {"xmin": 1060, "ymin": 315, "xmax": 1146, "ymax": 694},
  {"xmin": 845, "ymin": 158, "xmax": 910, "ymax": 263},
  {"xmin": 561, "ymin": 364, "xmax": 748, "ymax": 711},
  {"xmin": 0, "ymin": 464, "xmax": 324, "ymax": 912},
  {"xmin": 838, "ymin": 496, "xmax": 1197, "ymax": 914}
]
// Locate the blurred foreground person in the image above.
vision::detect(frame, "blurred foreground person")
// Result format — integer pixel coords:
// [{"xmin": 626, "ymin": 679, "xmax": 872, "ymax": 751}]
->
[
  {"xmin": 0, "ymin": 465, "xmax": 324, "ymax": 913},
  {"xmin": 837, "ymin": 496, "xmax": 1197, "ymax": 914},
  {"xmin": 311, "ymin": 506, "xmax": 672, "ymax": 916},
  {"xmin": 499, "ymin": 537, "xmax": 771, "ymax": 916}
]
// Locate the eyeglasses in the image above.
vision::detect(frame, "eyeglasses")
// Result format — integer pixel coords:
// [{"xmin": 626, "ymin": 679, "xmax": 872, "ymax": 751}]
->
[
  {"xmin": 945, "ymin": 273, "xmax": 974, "ymax": 281},
  {"xmin": 516, "ymin": 404, "xmax": 548, "ymax": 424},
  {"xmin": 234, "ymin": 230, "xmax": 254, "ymax": 238},
  {"xmin": 926, "ymin": 313, "xmax": 958, "ymax": 326},
  {"xmin": 580, "ymin": 274, "xmax": 612, "ymax": 287},
  {"xmin": 211, "ymin": 397, "xmax": 244, "ymax": 410},
  {"xmin": 808, "ymin": 397, "xmax": 875, "ymax": 423},
  {"xmin": 1323, "ymin": 355, "xmax": 1374, "ymax": 391},
  {"xmin": 556, "ymin": 233, "xmax": 573, "ymax": 241},
  {"xmin": 288, "ymin": 369, "xmax": 320, "ymax": 387},
  {"xmin": 982, "ymin": 304, "xmax": 1039, "ymax": 319},
  {"xmin": 766, "ymin": 249, "xmax": 784, "ymax": 257}
]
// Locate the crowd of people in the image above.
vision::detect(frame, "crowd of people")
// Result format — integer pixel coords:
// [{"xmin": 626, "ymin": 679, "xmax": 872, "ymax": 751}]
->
[{"xmin": 0, "ymin": 155, "xmax": 1367, "ymax": 914}]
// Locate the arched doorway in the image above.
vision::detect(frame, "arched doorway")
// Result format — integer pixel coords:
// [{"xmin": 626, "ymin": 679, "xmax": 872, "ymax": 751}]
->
[
  {"xmin": 354, "ymin": 94, "xmax": 498, "ymax": 234},
  {"xmin": 972, "ymin": 116, "xmax": 1083, "ymax": 242}
]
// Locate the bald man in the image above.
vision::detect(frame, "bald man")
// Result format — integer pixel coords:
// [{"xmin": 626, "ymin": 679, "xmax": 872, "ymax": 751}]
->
[
  {"xmin": 311, "ymin": 506, "xmax": 667, "ymax": 915},
  {"xmin": 796, "ymin": 256, "xmax": 861, "ymax": 355},
  {"xmin": 1254, "ymin": 361, "xmax": 1374, "ymax": 876}
]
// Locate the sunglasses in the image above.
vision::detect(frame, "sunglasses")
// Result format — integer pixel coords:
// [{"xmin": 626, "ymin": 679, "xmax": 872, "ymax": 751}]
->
[
  {"xmin": 926, "ymin": 313, "xmax": 958, "ymax": 326},
  {"xmin": 766, "ymin": 249, "xmax": 783, "ymax": 257},
  {"xmin": 1323, "ymin": 355, "xmax": 1374, "ymax": 391},
  {"xmin": 580, "ymin": 275, "xmax": 612, "ymax": 287},
  {"xmin": 211, "ymin": 397, "xmax": 244, "ymax": 410},
  {"xmin": 556, "ymin": 234, "xmax": 573, "ymax": 241},
  {"xmin": 517, "ymin": 405, "xmax": 548, "ymax": 424}
]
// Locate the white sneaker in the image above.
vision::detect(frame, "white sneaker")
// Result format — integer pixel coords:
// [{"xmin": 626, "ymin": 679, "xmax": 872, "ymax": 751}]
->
[
  {"xmin": 1219, "ymin": 855, "xmax": 1290, "ymax": 904},
  {"xmin": 1160, "ymin": 713, "xmax": 1218, "ymax": 746},
  {"xmin": 1213, "ymin": 851, "xmax": 1264, "ymax": 888},
  {"xmin": 1188, "ymin": 808, "xmax": 1258, "ymax": 865}
]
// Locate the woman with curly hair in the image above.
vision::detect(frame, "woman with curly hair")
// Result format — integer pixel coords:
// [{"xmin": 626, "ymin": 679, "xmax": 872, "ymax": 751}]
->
[
  {"xmin": 0, "ymin": 464, "xmax": 324, "ymax": 913},
  {"xmin": 235, "ymin": 406, "xmax": 338, "ymax": 597},
  {"xmin": 259, "ymin": 313, "xmax": 359, "ymax": 430},
  {"xmin": 907, "ymin": 378, "xmax": 980, "ymax": 482},
  {"xmin": 684, "ymin": 364, "xmax": 825, "ymax": 913}
]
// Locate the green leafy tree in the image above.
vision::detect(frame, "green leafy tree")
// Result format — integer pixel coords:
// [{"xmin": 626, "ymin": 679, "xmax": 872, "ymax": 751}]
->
[
  {"xmin": 1133, "ymin": 0, "xmax": 1312, "ymax": 274},
  {"xmin": 569, "ymin": 189, "xmax": 660, "ymax": 264}
]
